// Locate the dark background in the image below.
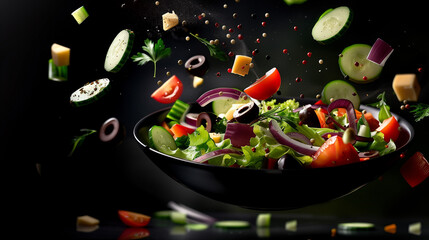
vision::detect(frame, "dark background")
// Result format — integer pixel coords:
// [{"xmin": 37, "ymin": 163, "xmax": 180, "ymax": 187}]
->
[{"xmin": 2, "ymin": 0, "xmax": 429, "ymax": 238}]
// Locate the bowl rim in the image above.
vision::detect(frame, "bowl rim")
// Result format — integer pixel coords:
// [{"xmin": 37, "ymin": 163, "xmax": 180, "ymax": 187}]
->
[{"xmin": 133, "ymin": 98, "xmax": 415, "ymax": 174}]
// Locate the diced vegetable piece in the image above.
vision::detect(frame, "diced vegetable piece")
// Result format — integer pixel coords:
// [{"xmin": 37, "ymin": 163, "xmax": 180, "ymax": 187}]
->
[
  {"xmin": 376, "ymin": 116, "xmax": 400, "ymax": 143},
  {"xmin": 77, "ymin": 215, "xmax": 100, "ymax": 226},
  {"xmin": 118, "ymin": 210, "xmax": 151, "ymax": 228},
  {"xmin": 321, "ymin": 80, "xmax": 360, "ymax": 109},
  {"xmin": 51, "ymin": 43, "xmax": 70, "ymax": 66},
  {"xmin": 186, "ymin": 223, "xmax": 209, "ymax": 231},
  {"xmin": 154, "ymin": 210, "xmax": 174, "ymax": 219},
  {"xmin": 151, "ymin": 75, "xmax": 184, "ymax": 104},
  {"xmin": 339, "ymin": 44, "xmax": 383, "ymax": 83},
  {"xmin": 197, "ymin": 88, "xmax": 247, "ymax": 108},
  {"xmin": 104, "ymin": 29, "xmax": 135, "ymax": 73},
  {"xmin": 170, "ymin": 124, "xmax": 195, "ymax": 138},
  {"xmin": 256, "ymin": 213, "xmax": 271, "ymax": 228},
  {"xmin": 367, "ymin": 38, "xmax": 394, "ymax": 66},
  {"xmin": 71, "ymin": 6, "xmax": 89, "ymax": 24},
  {"xmin": 244, "ymin": 67, "xmax": 281, "ymax": 100},
  {"xmin": 70, "ymin": 78, "xmax": 111, "ymax": 107},
  {"xmin": 392, "ymin": 74, "xmax": 420, "ymax": 102},
  {"xmin": 48, "ymin": 59, "xmax": 68, "ymax": 82},
  {"xmin": 285, "ymin": 220, "xmax": 297, "ymax": 232},
  {"xmin": 171, "ymin": 211, "xmax": 187, "ymax": 225},
  {"xmin": 338, "ymin": 222, "xmax": 375, "ymax": 231},
  {"xmin": 193, "ymin": 76, "xmax": 204, "ymax": 88},
  {"xmin": 311, "ymin": 135, "xmax": 360, "ymax": 168},
  {"xmin": 214, "ymin": 220, "xmax": 251, "ymax": 229},
  {"xmin": 224, "ymin": 123, "xmax": 255, "ymax": 147},
  {"xmin": 166, "ymin": 100, "xmax": 190, "ymax": 122},
  {"xmin": 209, "ymin": 132, "xmax": 222, "ymax": 143},
  {"xmin": 149, "ymin": 125, "xmax": 178, "ymax": 152},
  {"xmin": 231, "ymin": 55, "xmax": 252, "ymax": 76},
  {"xmin": 384, "ymin": 223, "xmax": 397, "ymax": 234},
  {"xmin": 311, "ymin": 6, "xmax": 353, "ymax": 44},
  {"xmin": 284, "ymin": 0, "xmax": 307, "ymax": 5},
  {"xmin": 162, "ymin": 11, "xmax": 179, "ymax": 31},
  {"xmin": 408, "ymin": 222, "xmax": 422, "ymax": 236},
  {"xmin": 363, "ymin": 112, "xmax": 380, "ymax": 131},
  {"xmin": 400, "ymin": 152, "xmax": 429, "ymax": 187}
]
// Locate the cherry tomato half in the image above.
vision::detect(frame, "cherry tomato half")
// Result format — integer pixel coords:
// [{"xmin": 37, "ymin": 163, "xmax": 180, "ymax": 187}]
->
[
  {"xmin": 244, "ymin": 67, "xmax": 281, "ymax": 100},
  {"xmin": 170, "ymin": 124, "xmax": 195, "ymax": 138},
  {"xmin": 151, "ymin": 75, "xmax": 183, "ymax": 104},
  {"xmin": 311, "ymin": 135, "xmax": 360, "ymax": 168},
  {"xmin": 376, "ymin": 116, "xmax": 400, "ymax": 143},
  {"xmin": 118, "ymin": 210, "xmax": 151, "ymax": 228}
]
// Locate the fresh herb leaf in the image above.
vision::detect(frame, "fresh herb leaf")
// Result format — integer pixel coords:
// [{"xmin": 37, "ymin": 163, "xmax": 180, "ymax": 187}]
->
[
  {"xmin": 410, "ymin": 103, "xmax": 429, "ymax": 122},
  {"xmin": 189, "ymin": 33, "xmax": 228, "ymax": 61},
  {"xmin": 131, "ymin": 38, "xmax": 171, "ymax": 78},
  {"xmin": 68, "ymin": 129, "xmax": 97, "ymax": 157},
  {"xmin": 368, "ymin": 92, "xmax": 392, "ymax": 122}
]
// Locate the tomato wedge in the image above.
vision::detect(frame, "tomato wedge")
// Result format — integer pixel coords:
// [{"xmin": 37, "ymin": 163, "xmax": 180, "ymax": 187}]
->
[
  {"xmin": 400, "ymin": 152, "xmax": 429, "ymax": 187},
  {"xmin": 244, "ymin": 67, "xmax": 281, "ymax": 100},
  {"xmin": 170, "ymin": 123, "xmax": 195, "ymax": 138},
  {"xmin": 376, "ymin": 116, "xmax": 400, "ymax": 143},
  {"xmin": 151, "ymin": 75, "xmax": 183, "ymax": 104},
  {"xmin": 118, "ymin": 210, "xmax": 151, "ymax": 228},
  {"xmin": 311, "ymin": 135, "xmax": 360, "ymax": 168}
]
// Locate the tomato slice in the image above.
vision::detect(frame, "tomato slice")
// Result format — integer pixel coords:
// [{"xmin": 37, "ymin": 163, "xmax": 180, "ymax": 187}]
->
[
  {"xmin": 170, "ymin": 123, "xmax": 195, "ymax": 138},
  {"xmin": 311, "ymin": 135, "xmax": 360, "ymax": 168},
  {"xmin": 376, "ymin": 116, "xmax": 400, "ymax": 143},
  {"xmin": 244, "ymin": 67, "xmax": 281, "ymax": 100},
  {"xmin": 118, "ymin": 210, "xmax": 151, "ymax": 228},
  {"xmin": 151, "ymin": 75, "xmax": 183, "ymax": 104},
  {"xmin": 400, "ymin": 152, "xmax": 429, "ymax": 187}
]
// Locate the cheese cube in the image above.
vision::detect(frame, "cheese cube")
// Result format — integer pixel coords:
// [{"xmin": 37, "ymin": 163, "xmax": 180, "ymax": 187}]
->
[
  {"xmin": 51, "ymin": 43, "xmax": 70, "ymax": 66},
  {"xmin": 231, "ymin": 55, "xmax": 252, "ymax": 76},
  {"xmin": 193, "ymin": 76, "xmax": 204, "ymax": 88},
  {"xmin": 162, "ymin": 11, "xmax": 179, "ymax": 31},
  {"xmin": 77, "ymin": 215, "xmax": 100, "ymax": 227},
  {"xmin": 392, "ymin": 73, "xmax": 420, "ymax": 102}
]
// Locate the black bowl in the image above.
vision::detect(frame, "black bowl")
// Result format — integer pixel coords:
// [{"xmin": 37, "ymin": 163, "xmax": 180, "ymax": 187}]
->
[{"xmin": 133, "ymin": 98, "xmax": 414, "ymax": 210}]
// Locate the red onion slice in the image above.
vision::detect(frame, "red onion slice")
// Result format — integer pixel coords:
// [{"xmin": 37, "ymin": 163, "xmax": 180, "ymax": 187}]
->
[
  {"xmin": 196, "ymin": 88, "xmax": 247, "ymax": 107},
  {"xmin": 193, "ymin": 149, "xmax": 242, "ymax": 163},
  {"xmin": 269, "ymin": 120, "xmax": 319, "ymax": 156},
  {"xmin": 224, "ymin": 123, "xmax": 256, "ymax": 147},
  {"xmin": 367, "ymin": 38, "xmax": 393, "ymax": 66},
  {"xmin": 185, "ymin": 113, "xmax": 199, "ymax": 126},
  {"xmin": 286, "ymin": 132, "xmax": 312, "ymax": 145},
  {"xmin": 99, "ymin": 117, "xmax": 120, "ymax": 142},
  {"xmin": 327, "ymin": 99, "xmax": 357, "ymax": 132}
]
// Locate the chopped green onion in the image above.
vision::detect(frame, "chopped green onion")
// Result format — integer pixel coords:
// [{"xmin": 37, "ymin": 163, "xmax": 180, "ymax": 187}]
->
[
  {"xmin": 71, "ymin": 6, "xmax": 89, "ymax": 24},
  {"xmin": 48, "ymin": 59, "xmax": 68, "ymax": 82}
]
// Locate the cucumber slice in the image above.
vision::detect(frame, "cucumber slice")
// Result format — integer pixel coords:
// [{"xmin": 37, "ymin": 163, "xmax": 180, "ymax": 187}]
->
[
  {"xmin": 166, "ymin": 100, "xmax": 190, "ymax": 122},
  {"xmin": 170, "ymin": 211, "xmax": 187, "ymax": 225},
  {"xmin": 339, "ymin": 44, "xmax": 383, "ymax": 83},
  {"xmin": 355, "ymin": 116, "xmax": 371, "ymax": 149},
  {"xmin": 104, "ymin": 29, "xmax": 135, "ymax": 73},
  {"xmin": 214, "ymin": 220, "xmax": 251, "ymax": 229},
  {"xmin": 48, "ymin": 59, "xmax": 68, "ymax": 82},
  {"xmin": 149, "ymin": 125, "xmax": 177, "ymax": 153},
  {"xmin": 256, "ymin": 213, "xmax": 271, "ymax": 228},
  {"xmin": 321, "ymin": 80, "xmax": 360, "ymax": 109},
  {"xmin": 70, "ymin": 78, "xmax": 111, "ymax": 107},
  {"xmin": 212, "ymin": 96, "xmax": 250, "ymax": 117},
  {"xmin": 338, "ymin": 222, "xmax": 375, "ymax": 231},
  {"xmin": 312, "ymin": 6, "xmax": 353, "ymax": 44},
  {"xmin": 71, "ymin": 6, "xmax": 89, "ymax": 24}
]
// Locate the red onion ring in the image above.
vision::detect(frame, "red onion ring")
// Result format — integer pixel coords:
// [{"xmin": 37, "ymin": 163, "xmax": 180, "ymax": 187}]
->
[
  {"xmin": 193, "ymin": 149, "xmax": 243, "ymax": 163},
  {"xmin": 99, "ymin": 117, "xmax": 119, "ymax": 142}
]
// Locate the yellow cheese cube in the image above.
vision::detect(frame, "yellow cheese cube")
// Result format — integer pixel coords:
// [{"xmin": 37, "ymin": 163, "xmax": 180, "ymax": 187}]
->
[
  {"xmin": 162, "ymin": 11, "xmax": 179, "ymax": 31},
  {"xmin": 392, "ymin": 73, "xmax": 420, "ymax": 102},
  {"xmin": 209, "ymin": 132, "xmax": 222, "ymax": 143},
  {"xmin": 225, "ymin": 103, "xmax": 245, "ymax": 120},
  {"xmin": 51, "ymin": 43, "xmax": 70, "ymax": 66},
  {"xmin": 193, "ymin": 76, "xmax": 204, "ymax": 88},
  {"xmin": 231, "ymin": 55, "xmax": 252, "ymax": 76},
  {"xmin": 77, "ymin": 215, "xmax": 100, "ymax": 226}
]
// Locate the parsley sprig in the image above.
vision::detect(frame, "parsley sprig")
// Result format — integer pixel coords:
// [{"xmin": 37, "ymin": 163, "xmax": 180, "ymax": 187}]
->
[
  {"xmin": 189, "ymin": 33, "xmax": 228, "ymax": 61},
  {"xmin": 131, "ymin": 38, "xmax": 171, "ymax": 78},
  {"xmin": 410, "ymin": 103, "xmax": 429, "ymax": 122}
]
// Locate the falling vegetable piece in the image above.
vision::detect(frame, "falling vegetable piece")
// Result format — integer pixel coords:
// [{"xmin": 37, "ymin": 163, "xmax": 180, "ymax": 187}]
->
[
  {"xmin": 166, "ymin": 99, "xmax": 190, "ymax": 122},
  {"xmin": 105, "ymin": 29, "xmax": 135, "ymax": 73},
  {"xmin": 408, "ymin": 222, "xmax": 422, "ymax": 236},
  {"xmin": 311, "ymin": 6, "xmax": 353, "ymax": 44},
  {"xmin": 367, "ymin": 38, "xmax": 393, "ymax": 66},
  {"xmin": 244, "ymin": 67, "xmax": 281, "ymax": 100},
  {"xmin": 151, "ymin": 75, "xmax": 183, "ymax": 104},
  {"xmin": 410, "ymin": 103, "xmax": 429, "ymax": 122},
  {"xmin": 48, "ymin": 59, "xmax": 68, "ymax": 82},
  {"xmin": 285, "ymin": 220, "xmax": 297, "ymax": 232},
  {"xmin": 189, "ymin": 33, "xmax": 228, "ymax": 61},
  {"xmin": 256, "ymin": 213, "xmax": 271, "ymax": 228},
  {"xmin": 118, "ymin": 210, "xmax": 151, "ymax": 227},
  {"xmin": 171, "ymin": 211, "xmax": 187, "ymax": 225},
  {"xmin": 131, "ymin": 38, "xmax": 171, "ymax": 77},
  {"xmin": 68, "ymin": 129, "xmax": 97, "ymax": 157},
  {"xmin": 99, "ymin": 117, "xmax": 120, "ymax": 142},
  {"xmin": 71, "ymin": 6, "xmax": 89, "ymax": 24},
  {"xmin": 283, "ymin": 0, "xmax": 307, "ymax": 5},
  {"xmin": 70, "ymin": 78, "xmax": 111, "ymax": 107},
  {"xmin": 400, "ymin": 152, "xmax": 429, "ymax": 187},
  {"xmin": 375, "ymin": 116, "xmax": 400, "ymax": 143},
  {"xmin": 214, "ymin": 220, "xmax": 251, "ymax": 229},
  {"xmin": 384, "ymin": 223, "xmax": 397, "ymax": 234},
  {"xmin": 338, "ymin": 222, "xmax": 375, "ymax": 231}
]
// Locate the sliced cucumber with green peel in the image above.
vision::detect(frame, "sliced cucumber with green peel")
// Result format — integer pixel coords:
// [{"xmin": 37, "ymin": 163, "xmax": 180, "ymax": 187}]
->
[
  {"xmin": 214, "ymin": 220, "xmax": 251, "ymax": 229},
  {"xmin": 212, "ymin": 96, "xmax": 250, "ymax": 117},
  {"xmin": 170, "ymin": 211, "xmax": 187, "ymax": 225},
  {"xmin": 312, "ymin": 6, "xmax": 353, "ymax": 44},
  {"xmin": 104, "ymin": 29, "xmax": 135, "ymax": 73},
  {"xmin": 339, "ymin": 44, "xmax": 383, "ymax": 83},
  {"xmin": 338, "ymin": 222, "xmax": 375, "ymax": 231},
  {"xmin": 256, "ymin": 213, "xmax": 271, "ymax": 228},
  {"xmin": 321, "ymin": 80, "xmax": 360, "ymax": 109},
  {"xmin": 148, "ymin": 125, "xmax": 177, "ymax": 153},
  {"xmin": 166, "ymin": 100, "xmax": 190, "ymax": 122},
  {"xmin": 70, "ymin": 78, "xmax": 111, "ymax": 107}
]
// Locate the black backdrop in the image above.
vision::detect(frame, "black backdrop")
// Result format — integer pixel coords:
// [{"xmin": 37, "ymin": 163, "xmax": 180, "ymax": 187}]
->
[{"xmin": 2, "ymin": 0, "xmax": 429, "ymax": 237}]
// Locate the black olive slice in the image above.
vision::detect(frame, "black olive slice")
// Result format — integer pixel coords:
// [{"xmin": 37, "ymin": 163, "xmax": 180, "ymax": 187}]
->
[
  {"xmin": 233, "ymin": 101, "xmax": 259, "ymax": 124},
  {"xmin": 184, "ymin": 55, "xmax": 209, "ymax": 77}
]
